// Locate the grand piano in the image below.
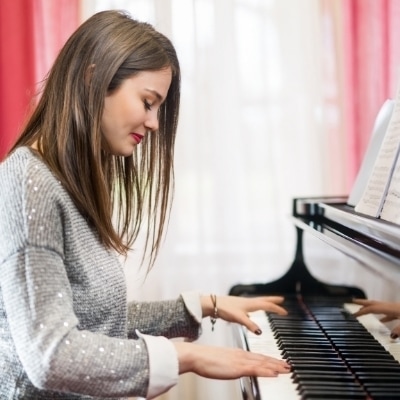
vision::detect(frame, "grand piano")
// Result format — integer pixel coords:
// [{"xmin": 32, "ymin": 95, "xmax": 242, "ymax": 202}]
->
[
  {"xmin": 230, "ymin": 98, "xmax": 400, "ymax": 400},
  {"xmin": 230, "ymin": 196, "xmax": 400, "ymax": 400}
]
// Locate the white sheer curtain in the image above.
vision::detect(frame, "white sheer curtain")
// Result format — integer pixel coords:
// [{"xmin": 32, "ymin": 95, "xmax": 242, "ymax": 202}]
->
[{"xmin": 82, "ymin": 1, "xmax": 346, "ymax": 399}]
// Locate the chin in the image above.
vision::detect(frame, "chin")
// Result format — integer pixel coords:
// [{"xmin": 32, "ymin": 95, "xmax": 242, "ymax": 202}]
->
[{"xmin": 109, "ymin": 146, "xmax": 135, "ymax": 157}]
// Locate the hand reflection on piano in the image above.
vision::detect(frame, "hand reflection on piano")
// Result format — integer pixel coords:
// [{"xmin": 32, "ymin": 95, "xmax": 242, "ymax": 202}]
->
[{"xmin": 352, "ymin": 298, "xmax": 400, "ymax": 339}]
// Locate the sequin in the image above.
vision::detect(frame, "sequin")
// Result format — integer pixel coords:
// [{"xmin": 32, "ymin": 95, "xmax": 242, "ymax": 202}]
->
[
  {"xmin": 65, "ymin": 340, "xmax": 70, "ymax": 345},
  {"xmin": 57, "ymin": 293, "xmax": 63, "ymax": 298},
  {"xmin": 136, "ymin": 344, "xmax": 141, "ymax": 349},
  {"xmin": 99, "ymin": 347, "xmax": 104, "ymax": 352},
  {"xmin": 33, "ymin": 186, "xmax": 38, "ymax": 191},
  {"xmin": 63, "ymin": 322, "xmax": 69, "ymax": 327}
]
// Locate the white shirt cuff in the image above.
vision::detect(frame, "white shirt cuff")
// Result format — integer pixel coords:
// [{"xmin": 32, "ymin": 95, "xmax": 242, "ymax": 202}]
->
[
  {"xmin": 181, "ymin": 291, "xmax": 202, "ymax": 323},
  {"xmin": 136, "ymin": 330, "xmax": 178, "ymax": 399}
]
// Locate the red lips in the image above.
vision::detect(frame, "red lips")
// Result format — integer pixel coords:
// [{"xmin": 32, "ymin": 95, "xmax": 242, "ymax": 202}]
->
[{"xmin": 131, "ymin": 133, "xmax": 144, "ymax": 144}]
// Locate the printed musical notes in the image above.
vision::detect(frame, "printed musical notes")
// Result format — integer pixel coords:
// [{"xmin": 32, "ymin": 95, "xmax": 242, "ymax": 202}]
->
[{"xmin": 355, "ymin": 86, "xmax": 400, "ymax": 222}]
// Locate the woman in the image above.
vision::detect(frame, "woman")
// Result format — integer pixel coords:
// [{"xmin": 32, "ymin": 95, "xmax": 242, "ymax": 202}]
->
[{"xmin": 0, "ymin": 10, "xmax": 290, "ymax": 399}]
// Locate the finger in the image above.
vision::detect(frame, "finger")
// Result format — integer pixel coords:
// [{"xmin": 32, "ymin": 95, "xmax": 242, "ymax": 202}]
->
[
  {"xmin": 262, "ymin": 296, "xmax": 285, "ymax": 304},
  {"xmin": 391, "ymin": 324, "xmax": 400, "ymax": 339},
  {"xmin": 353, "ymin": 306, "xmax": 371, "ymax": 317},
  {"xmin": 245, "ymin": 352, "xmax": 291, "ymax": 373},
  {"xmin": 352, "ymin": 298, "xmax": 373, "ymax": 306},
  {"xmin": 242, "ymin": 318, "xmax": 263, "ymax": 335},
  {"xmin": 264, "ymin": 303, "xmax": 288, "ymax": 316},
  {"xmin": 380, "ymin": 316, "xmax": 397, "ymax": 323}
]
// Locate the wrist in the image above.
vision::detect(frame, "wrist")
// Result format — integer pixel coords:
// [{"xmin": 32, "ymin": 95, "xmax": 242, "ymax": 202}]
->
[
  {"xmin": 200, "ymin": 294, "xmax": 214, "ymax": 318},
  {"xmin": 173, "ymin": 342, "xmax": 195, "ymax": 374}
]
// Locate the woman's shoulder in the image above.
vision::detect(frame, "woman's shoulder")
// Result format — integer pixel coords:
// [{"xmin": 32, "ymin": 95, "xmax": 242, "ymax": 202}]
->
[
  {"xmin": 1, "ymin": 146, "xmax": 45, "ymax": 176},
  {"xmin": 0, "ymin": 146, "xmax": 59, "ymax": 192}
]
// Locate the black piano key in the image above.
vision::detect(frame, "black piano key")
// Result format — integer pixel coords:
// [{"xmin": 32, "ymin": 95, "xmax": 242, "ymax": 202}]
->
[
  {"xmin": 295, "ymin": 382, "xmax": 360, "ymax": 393},
  {"xmin": 277, "ymin": 342, "xmax": 329, "ymax": 349},
  {"xmin": 298, "ymin": 381, "xmax": 362, "ymax": 390},
  {"xmin": 289, "ymin": 357, "xmax": 344, "ymax": 364},
  {"xmin": 290, "ymin": 360, "xmax": 346, "ymax": 368},
  {"xmin": 282, "ymin": 350, "xmax": 339, "ymax": 359},
  {"xmin": 293, "ymin": 372, "xmax": 355, "ymax": 382},
  {"xmin": 336, "ymin": 342, "xmax": 390, "ymax": 349},
  {"xmin": 278, "ymin": 343, "xmax": 333, "ymax": 350},
  {"xmin": 300, "ymin": 389, "xmax": 366, "ymax": 399},
  {"xmin": 346, "ymin": 359, "xmax": 400, "ymax": 367},
  {"xmin": 291, "ymin": 365, "xmax": 348, "ymax": 372},
  {"xmin": 365, "ymin": 392, "xmax": 400, "ymax": 400},
  {"xmin": 354, "ymin": 372, "xmax": 400, "ymax": 379},
  {"xmin": 339, "ymin": 351, "xmax": 396, "ymax": 360},
  {"xmin": 356, "ymin": 375, "xmax": 400, "ymax": 383},
  {"xmin": 363, "ymin": 382, "xmax": 400, "ymax": 390},
  {"xmin": 350, "ymin": 364, "xmax": 400, "ymax": 373},
  {"xmin": 324, "ymin": 329, "xmax": 376, "ymax": 340}
]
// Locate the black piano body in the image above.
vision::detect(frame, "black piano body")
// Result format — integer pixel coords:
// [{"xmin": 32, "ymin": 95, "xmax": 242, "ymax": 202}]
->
[{"xmin": 230, "ymin": 196, "xmax": 400, "ymax": 400}]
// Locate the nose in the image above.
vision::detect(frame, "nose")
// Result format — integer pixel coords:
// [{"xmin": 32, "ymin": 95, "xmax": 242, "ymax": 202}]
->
[{"xmin": 144, "ymin": 111, "xmax": 159, "ymax": 133}]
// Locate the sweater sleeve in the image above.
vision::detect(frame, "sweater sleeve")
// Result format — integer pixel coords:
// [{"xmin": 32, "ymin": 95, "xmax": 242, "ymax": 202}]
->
[{"xmin": 126, "ymin": 292, "xmax": 202, "ymax": 340}]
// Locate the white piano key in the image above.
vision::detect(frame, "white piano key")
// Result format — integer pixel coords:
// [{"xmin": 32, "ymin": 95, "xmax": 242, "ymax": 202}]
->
[{"xmin": 246, "ymin": 310, "xmax": 300, "ymax": 399}]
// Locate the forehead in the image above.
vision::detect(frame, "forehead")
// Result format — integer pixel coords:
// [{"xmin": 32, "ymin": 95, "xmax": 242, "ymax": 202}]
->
[{"xmin": 127, "ymin": 68, "xmax": 172, "ymax": 98}]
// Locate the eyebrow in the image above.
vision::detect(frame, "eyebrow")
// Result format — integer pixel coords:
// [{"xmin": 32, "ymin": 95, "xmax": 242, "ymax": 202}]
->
[{"xmin": 144, "ymin": 88, "xmax": 164, "ymax": 103}]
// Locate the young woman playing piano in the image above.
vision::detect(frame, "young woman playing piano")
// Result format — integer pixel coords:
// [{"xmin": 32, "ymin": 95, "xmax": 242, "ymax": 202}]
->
[{"xmin": 0, "ymin": 10, "xmax": 291, "ymax": 399}]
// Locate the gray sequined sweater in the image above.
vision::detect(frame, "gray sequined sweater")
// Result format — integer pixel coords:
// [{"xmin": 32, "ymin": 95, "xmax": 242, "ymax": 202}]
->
[{"xmin": 0, "ymin": 147, "xmax": 201, "ymax": 399}]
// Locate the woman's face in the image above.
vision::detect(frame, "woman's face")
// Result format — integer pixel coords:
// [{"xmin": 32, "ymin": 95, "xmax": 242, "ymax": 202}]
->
[{"xmin": 101, "ymin": 67, "xmax": 172, "ymax": 157}]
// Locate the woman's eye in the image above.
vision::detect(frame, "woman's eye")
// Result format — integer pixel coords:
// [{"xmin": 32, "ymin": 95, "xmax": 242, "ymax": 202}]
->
[{"xmin": 144, "ymin": 100, "xmax": 152, "ymax": 111}]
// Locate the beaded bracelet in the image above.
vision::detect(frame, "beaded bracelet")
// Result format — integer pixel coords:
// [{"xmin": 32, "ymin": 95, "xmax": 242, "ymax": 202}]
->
[{"xmin": 210, "ymin": 294, "xmax": 218, "ymax": 331}]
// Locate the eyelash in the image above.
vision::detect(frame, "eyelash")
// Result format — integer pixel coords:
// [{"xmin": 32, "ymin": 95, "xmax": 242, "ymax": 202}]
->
[{"xmin": 144, "ymin": 100, "xmax": 152, "ymax": 111}]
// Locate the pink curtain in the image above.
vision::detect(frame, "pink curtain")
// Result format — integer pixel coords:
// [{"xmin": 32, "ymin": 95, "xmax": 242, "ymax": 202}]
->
[
  {"xmin": 0, "ymin": 0, "xmax": 80, "ymax": 160},
  {"xmin": 321, "ymin": 0, "xmax": 400, "ymax": 191}
]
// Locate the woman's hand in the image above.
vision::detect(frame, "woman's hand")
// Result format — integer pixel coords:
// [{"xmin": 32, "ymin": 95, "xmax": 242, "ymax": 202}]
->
[
  {"xmin": 174, "ymin": 341, "xmax": 291, "ymax": 379},
  {"xmin": 352, "ymin": 298, "xmax": 400, "ymax": 339},
  {"xmin": 200, "ymin": 295, "xmax": 287, "ymax": 335}
]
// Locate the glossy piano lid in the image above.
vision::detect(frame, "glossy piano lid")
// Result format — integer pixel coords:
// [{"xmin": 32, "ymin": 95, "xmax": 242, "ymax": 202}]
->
[{"xmin": 319, "ymin": 201, "xmax": 400, "ymax": 251}]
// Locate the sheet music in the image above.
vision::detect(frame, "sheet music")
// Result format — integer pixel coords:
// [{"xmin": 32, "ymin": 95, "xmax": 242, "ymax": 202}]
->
[
  {"xmin": 354, "ymin": 86, "xmax": 400, "ymax": 217},
  {"xmin": 380, "ymin": 153, "xmax": 400, "ymax": 223},
  {"xmin": 347, "ymin": 99, "xmax": 394, "ymax": 207}
]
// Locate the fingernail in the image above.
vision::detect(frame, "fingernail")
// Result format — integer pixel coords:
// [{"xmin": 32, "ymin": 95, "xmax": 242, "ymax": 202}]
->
[
  {"xmin": 391, "ymin": 333, "xmax": 398, "ymax": 339},
  {"xmin": 254, "ymin": 329, "xmax": 262, "ymax": 335}
]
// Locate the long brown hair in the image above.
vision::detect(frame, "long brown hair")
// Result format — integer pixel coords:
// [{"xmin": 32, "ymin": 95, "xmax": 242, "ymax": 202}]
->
[{"xmin": 11, "ymin": 10, "xmax": 180, "ymax": 270}]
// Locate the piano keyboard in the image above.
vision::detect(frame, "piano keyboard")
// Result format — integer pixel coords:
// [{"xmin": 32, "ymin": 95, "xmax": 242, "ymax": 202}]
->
[{"xmin": 243, "ymin": 298, "xmax": 400, "ymax": 400}]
